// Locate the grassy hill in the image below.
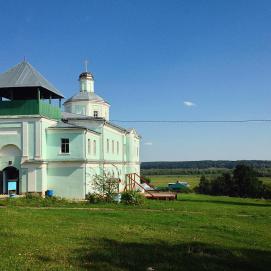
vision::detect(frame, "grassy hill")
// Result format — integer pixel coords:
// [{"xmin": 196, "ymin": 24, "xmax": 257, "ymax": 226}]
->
[{"xmin": 0, "ymin": 194, "xmax": 271, "ymax": 271}]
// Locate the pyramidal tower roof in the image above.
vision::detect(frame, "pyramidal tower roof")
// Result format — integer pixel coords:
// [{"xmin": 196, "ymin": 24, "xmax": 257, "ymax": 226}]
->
[{"xmin": 0, "ymin": 61, "xmax": 64, "ymax": 99}]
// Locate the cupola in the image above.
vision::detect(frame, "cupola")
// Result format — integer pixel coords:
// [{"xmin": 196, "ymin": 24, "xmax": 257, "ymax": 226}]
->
[
  {"xmin": 64, "ymin": 65, "xmax": 110, "ymax": 120},
  {"xmin": 79, "ymin": 71, "xmax": 94, "ymax": 93}
]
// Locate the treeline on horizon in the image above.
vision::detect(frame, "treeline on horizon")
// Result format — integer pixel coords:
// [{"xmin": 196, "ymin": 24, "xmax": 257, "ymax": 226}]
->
[{"xmin": 141, "ymin": 160, "xmax": 271, "ymax": 177}]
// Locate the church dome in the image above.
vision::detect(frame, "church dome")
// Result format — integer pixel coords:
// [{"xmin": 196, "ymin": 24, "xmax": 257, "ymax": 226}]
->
[
  {"xmin": 79, "ymin": 71, "xmax": 94, "ymax": 80},
  {"xmin": 63, "ymin": 66, "xmax": 110, "ymax": 120},
  {"xmin": 64, "ymin": 91, "xmax": 108, "ymax": 104}
]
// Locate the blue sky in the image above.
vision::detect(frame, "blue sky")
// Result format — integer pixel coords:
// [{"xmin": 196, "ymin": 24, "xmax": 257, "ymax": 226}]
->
[{"xmin": 0, "ymin": 0, "xmax": 271, "ymax": 161}]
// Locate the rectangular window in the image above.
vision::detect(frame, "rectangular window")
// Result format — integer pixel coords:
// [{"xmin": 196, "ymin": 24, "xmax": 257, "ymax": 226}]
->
[
  {"xmin": 112, "ymin": 140, "xmax": 114, "ymax": 154},
  {"xmin": 93, "ymin": 140, "xmax": 96, "ymax": 155},
  {"xmin": 88, "ymin": 139, "xmax": 91, "ymax": 154},
  {"xmin": 61, "ymin": 138, "xmax": 69, "ymax": 154},
  {"xmin": 107, "ymin": 139, "xmax": 109, "ymax": 153},
  {"xmin": 94, "ymin": 111, "xmax": 98, "ymax": 118},
  {"xmin": 117, "ymin": 141, "xmax": 119, "ymax": 155},
  {"xmin": 137, "ymin": 147, "xmax": 139, "ymax": 157}
]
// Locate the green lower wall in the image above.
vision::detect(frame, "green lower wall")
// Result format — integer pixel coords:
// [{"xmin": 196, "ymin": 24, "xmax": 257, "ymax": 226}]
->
[
  {"xmin": 47, "ymin": 166, "xmax": 85, "ymax": 199},
  {"xmin": 0, "ymin": 100, "xmax": 61, "ymax": 120}
]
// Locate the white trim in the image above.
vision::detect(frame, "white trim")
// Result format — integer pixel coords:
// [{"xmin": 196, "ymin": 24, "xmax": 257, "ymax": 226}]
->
[
  {"xmin": 22, "ymin": 122, "xmax": 28, "ymax": 157},
  {"xmin": 0, "ymin": 116, "xmax": 58, "ymax": 122},
  {"xmin": 35, "ymin": 121, "xmax": 41, "ymax": 159},
  {"xmin": 0, "ymin": 131, "xmax": 18, "ymax": 135},
  {"xmin": 48, "ymin": 162, "xmax": 85, "ymax": 168},
  {"xmin": 103, "ymin": 124, "xmax": 126, "ymax": 135},
  {"xmin": 21, "ymin": 162, "xmax": 47, "ymax": 168},
  {"xmin": 0, "ymin": 123, "xmax": 21, "ymax": 128},
  {"xmin": 47, "ymin": 129, "xmax": 85, "ymax": 134}
]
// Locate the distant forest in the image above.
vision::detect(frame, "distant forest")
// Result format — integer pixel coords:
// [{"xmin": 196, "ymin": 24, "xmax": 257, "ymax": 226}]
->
[
  {"xmin": 141, "ymin": 160, "xmax": 271, "ymax": 176},
  {"xmin": 141, "ymin": 160, "xmax": 271, "ymax": 169}
]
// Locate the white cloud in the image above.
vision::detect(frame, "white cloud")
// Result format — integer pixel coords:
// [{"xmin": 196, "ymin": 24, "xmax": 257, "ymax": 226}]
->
[
  {"xmin": 144, "ymin": 142, "xmax": 153, "ymax": 146},
  {"xmin": 183, "ymin": 101, "xmax": 196, "ymax": 107}
]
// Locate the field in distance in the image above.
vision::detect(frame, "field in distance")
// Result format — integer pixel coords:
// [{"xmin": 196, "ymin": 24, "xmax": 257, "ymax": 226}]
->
[{"xmin": 146, "ymin": 174, "xmax": 271, "ymax": 189}]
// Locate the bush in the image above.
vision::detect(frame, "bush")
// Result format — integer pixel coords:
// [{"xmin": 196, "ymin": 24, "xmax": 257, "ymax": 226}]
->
[
  {"xmin": 121, "ymin": 191, "xmax": 145, "ymax": 205},
  {"xmin": 4, "ymin": 194, "xmax": 72, "ymax": 207},
  {"xmin": 44, "ymin": 196, "xmax": 67, "ymax": 204},
  {"xmin": 86, "ymin": 193, "xmax": 104, "ymax": 204},
  {"xmin": 25, "ymin": 192, "xmax": 42, "ymax": 199}
]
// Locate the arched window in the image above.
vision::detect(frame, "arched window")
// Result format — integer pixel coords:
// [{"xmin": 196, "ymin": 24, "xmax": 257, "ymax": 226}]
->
[{"xmin": 0, "ymin": 144, "xmax": 21, "ymax": 157}]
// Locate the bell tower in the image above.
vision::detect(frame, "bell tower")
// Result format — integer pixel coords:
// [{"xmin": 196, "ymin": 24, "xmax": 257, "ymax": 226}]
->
[{"xmin": 0, "ymin": 61, "xmax": 64, "ymax": 120}]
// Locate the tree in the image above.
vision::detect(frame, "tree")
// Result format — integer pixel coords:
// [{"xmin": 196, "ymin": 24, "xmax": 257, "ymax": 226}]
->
[
  {"xmin": 195, "ymin": 165, "xmax": 269, "ymax": 199},
  {"xmin": 211, "ymin": 173, "xmax": 236, "ymax": 196},
  {"xmin": 91, "ymin": 174, "xmax": 120, "ymax": 202},
  {"xmin": 233, "ymin": 165, "xmax": 263, "ymax": 198},
  {"xmin": 196, "ymin": 175, "xmax": 211, "ymax": 194}
]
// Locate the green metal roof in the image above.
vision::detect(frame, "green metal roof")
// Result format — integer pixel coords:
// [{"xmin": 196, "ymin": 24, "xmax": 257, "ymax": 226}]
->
[{"xmin": 0, "ymin": 61, "xmax": 64, "ymax": 99}]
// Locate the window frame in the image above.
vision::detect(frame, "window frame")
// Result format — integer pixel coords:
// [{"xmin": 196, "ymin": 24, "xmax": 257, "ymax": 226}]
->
[
  {"xmin": 61, "ymin": 138, "xmax": 70, "ymax": 154},
  {"xmin": 94, "ymin": 111, "xmax": 98, "ymax": 118}
]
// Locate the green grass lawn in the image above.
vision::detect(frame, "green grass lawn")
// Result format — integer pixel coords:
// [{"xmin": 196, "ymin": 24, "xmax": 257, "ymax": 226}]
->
[{"xmin": 0, "ymin": 194, "xmax": 271, "ymax": 271}]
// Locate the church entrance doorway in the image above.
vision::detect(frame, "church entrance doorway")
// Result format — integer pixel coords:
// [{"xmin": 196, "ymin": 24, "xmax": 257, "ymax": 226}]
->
[{"xmin": 0, "ymin": 166, "xmax": 19, "ymax": 195}]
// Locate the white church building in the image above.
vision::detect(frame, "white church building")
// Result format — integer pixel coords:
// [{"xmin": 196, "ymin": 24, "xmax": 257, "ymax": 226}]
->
[{"xmin": 0, "ymin": 61, "xmax": 140, "ymax": 199}]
